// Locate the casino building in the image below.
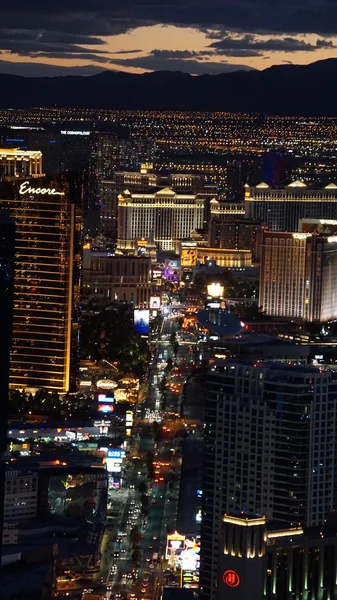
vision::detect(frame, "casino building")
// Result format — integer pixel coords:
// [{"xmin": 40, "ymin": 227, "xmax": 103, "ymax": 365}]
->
[
  {"xmin": 245, "ymin": 180, "xmax": 337, "ymax": 232},
  {"xmin": 215, "ymin": 514, "xmax": 337, "ymax": 600},
  {"xmin": 117, "ymin": 186, "xmax": 204, "ymax": 251},
  {"xmin": 0, "ymin": 147, "xmax": 43, "ymax": 179},
  {"xmin": 0, "ymin": 173, "xmax": 81, "ymax": 393}
]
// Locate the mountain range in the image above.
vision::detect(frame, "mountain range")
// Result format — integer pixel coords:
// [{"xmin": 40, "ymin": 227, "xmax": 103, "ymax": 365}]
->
[{"xmin": 2, "ymin": 58, "xmax": 337, "ymax": 114}]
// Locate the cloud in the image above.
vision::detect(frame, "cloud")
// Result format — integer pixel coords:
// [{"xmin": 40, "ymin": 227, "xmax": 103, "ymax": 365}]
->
[
  {"xmin": 2, "ymin": 1, "xmax": 337, "ymax": 41},
  {"xmin": 109, "ymin": 50, "xmax": 253, "ymax": 74},
  {"xmin": 207, "ymin": 34, "xmax": 335, "ymax": 57},
  {"xmin": 208, "ymin": 34, "xmax": 335, "ymax": 56},
  {"xmin": 0, "ymin": 1, "xmax": 336, "ymax": 77},
  {"xmin": 0, "ymin": 28, "xmax": 105, "ymax": 45},
  {"xmin": 23, "ymin": 52, "xmax": 112, "ymax": 63},
  {"xmin": 113, "ymin": 49, "xmax": 142, "ymax": 54}
]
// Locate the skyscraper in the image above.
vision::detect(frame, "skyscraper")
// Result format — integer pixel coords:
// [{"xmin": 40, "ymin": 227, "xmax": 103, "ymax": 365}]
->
[
  {"xmin": 245, "ymin": 181, "xmax": 337, "ymax": 231},
  {"xmin": 200, "ymin": 360, "xmax": 337, "ymax": 600},
  {"xmin": 0, "ymin": 212, "xmax": 15, "ymax": 557},
  {"xmin": 259, "ymin": 230, "xmax": 337, "ymax": 321},
  {"xmin": 0, "ymin": 175, "xmax": 81, "ymax": 393}
]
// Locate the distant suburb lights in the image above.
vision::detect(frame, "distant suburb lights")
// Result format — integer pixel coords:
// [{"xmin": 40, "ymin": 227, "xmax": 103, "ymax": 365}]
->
[{"xmin": 19, "ymin": 181, "xmax": 65, "ymax": 196}]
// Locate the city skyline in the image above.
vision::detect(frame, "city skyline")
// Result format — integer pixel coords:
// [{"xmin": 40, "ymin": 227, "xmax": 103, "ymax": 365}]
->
[{"xmin": 1, "ymin": 1, "xmax": 337, "ymax": 76}]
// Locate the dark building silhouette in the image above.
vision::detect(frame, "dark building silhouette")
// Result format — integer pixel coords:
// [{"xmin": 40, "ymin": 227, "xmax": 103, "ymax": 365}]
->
[
  {"xmin": 262, "ymin": 149, "xmax": 286, "ymax": 186},
  {"xmin": 200, "ymin": 360, "xmax": 337, "ymax": 600},
  {"xmin": 0, "ymin": 212, "xmax": 15, "ymax": 558}
]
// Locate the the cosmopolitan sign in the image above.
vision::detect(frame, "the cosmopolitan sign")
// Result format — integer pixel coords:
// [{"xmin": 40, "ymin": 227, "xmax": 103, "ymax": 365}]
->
[{"xmin": 19, "ymin": 181, "xmax": 65, "ymax": 196}]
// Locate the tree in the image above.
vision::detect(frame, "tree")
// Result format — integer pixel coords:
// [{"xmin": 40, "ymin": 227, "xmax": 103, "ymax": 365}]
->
[
  {"xmin": 131, "ymin": 548, "xmax": 141, "ymax": 567},
  {"xmin": 166, "ymin": 358, "xmax": 173, "ymax": 373},
  {"xmin": 152, "ymin": 422, "xmax": 162, "ymax": 444},
  {"xmin": 141, "ymin": 494, "xmax": 149, "ymax": 513},
  {"xmin": 138, "ymin": 481, "xmax": 148, "ymax": 495},
  {"xmin": 160, "ymin": 376, "xmax": 167, "ymax": 393},
  {"xmin": 170, "ymin": 332, "xmax": 176, "ymax": 348},
  {"xmin": 129, "ymin": 526, "xmax": 141, "ymax": 550}
]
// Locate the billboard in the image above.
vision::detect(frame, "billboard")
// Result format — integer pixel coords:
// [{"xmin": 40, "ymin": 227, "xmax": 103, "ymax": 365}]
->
[
  {"xmin": 166, "ymin": 532, "xmax": 186, "ymax": 560},
  {"xmin": 98, "ymin": 403, "xmax": 114, "ymax": 414},
  {"xmin": 150, "ymin": 296, "xmax": 161, "ymax": 310},
  {"xmin": 126, "ymin": 410, "xmax": 133, "ymax": 426},
  {"xmin": 106, "ymin": 448, "xmax": 126, "ymax": 473},
  {"xmin": 152, "ymin": 269, "xmax": 162, "ymax": 280},
  {"xmin": 134, "ymin": 309, "xmax": 150, "ymax": 334},
  {"xmin": 107, "ymin": 449, "xmax": 125, "ymax": 459},
  {"xmin": 98, "ymin": 393, "xmax": 114, "ymax": 414},
  {"xmin": 181, "ymin": 248, "xmax": 197, "ymax": 268},
  {"xmin": 98, "ymin": 394, "xmax": 115, "ymax": 404},
  {"xmin": 207, "ymin": 282, "xmax": 224, "ymax": 298},
  {"xmin": 179, "ymin": 538, "xmax": 200, "ymax": 572}
]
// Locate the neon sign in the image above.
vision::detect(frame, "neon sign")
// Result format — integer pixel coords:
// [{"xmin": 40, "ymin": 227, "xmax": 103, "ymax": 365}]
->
[
  {"xmin": 19, "ymin": 181, "xmax": 64, "ymax": 196},
  {"xmin": 223, "ymin": 570, "xmax": 240, "ymax": 588}
]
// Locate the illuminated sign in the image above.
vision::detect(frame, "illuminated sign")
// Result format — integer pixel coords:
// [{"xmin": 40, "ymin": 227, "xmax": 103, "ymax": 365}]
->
[
  {"xmin": 150, "ymin": 296, "xmax": 161, "ymax": 309},
  {"xmin": 98, "ymin": 394, "xmax": 115, "ymax": 404},
  {"xmin": 19, "ymin": 181, "xmax": 64, "ymax": 196},
  {"xmin": 98, "ymin": 403, "xmax": 114, "ymax": 414},
  {"xmin": 96, "ymin": 379, "xmax": 118, "ymax": 390},
  {"xmin": 106, "ymin": 448, "xmax": 126, "ymax": 472},
  {"xmin": 134, "ymin": 309, "xmax": 150, "ymax": 334},
  {"xmin": 166, "ymin": 532, "xmax": 186, "ymax": 560},
  {"xmin": 61, "ymin": 130, "xmax": 90, "ymax": 136},
  {"xmin": 181, "ymin": 248, "xmax": 197, "ymax": 268},
  {"xmin": 107, "ymin": 449, "xmax": 125, "ymax": 459},
  {"xmin": 292, "ymin": 233, "xmax": 311, "ymax": 240},
  {"xmin": 207, "ymin": 282, "xmax": 224, "ymax": 298},
  {"xmin": 126, "ymin": 410, "xmax": 133, "ymax": 426},
  {"xmin": 179, "ymin": 538, "xmax": 200, "ymax": 572},
  {"xmin": 223, "ymin": 570, "xmax": 240, "ymax": 588},
  {"xmin": 152, "ymin": 269, "xmax": 162, "ymax": 280},
  {"xmin": 206, "ymin": 301, "xmax": 221, "ymax": 309}
]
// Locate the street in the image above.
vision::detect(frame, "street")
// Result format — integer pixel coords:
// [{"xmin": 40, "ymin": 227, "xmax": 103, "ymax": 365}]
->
[{"xmin": 101, "ymin": 306, "xmax": 200, "ymax": 600}]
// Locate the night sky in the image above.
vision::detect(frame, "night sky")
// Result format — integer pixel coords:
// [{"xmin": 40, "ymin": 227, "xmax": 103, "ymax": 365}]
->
[{"xmin": 1, "ymin": 0, "xmax": 337, "ymax": 76}]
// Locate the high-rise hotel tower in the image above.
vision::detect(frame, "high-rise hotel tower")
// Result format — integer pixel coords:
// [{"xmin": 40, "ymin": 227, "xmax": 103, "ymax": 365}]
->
[{"xmin": 0, "ymin": 173, "xmax": 81, "ymax": 393}]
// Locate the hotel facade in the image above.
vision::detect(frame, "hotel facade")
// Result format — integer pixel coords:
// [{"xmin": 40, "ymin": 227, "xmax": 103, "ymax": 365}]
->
[
  {"xmin": 245, "ymin": 181, "xmax": 337, "ymax": 231},
  {"xmin": 117, "ymin": 187, "xmax": 204, "ymax": 251},
  {"xmin": 259, "ymin": 230, "xmax": 337, "ymax": 321},
  {"xmin": 0, "ymin": 174, "xmax": 81, "ymax": 393}
]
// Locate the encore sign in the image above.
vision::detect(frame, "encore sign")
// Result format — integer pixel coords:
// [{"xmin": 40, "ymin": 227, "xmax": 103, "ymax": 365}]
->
[{"xmin": 19, "ymin": 181, "xmax": 65, "ymax": 196}]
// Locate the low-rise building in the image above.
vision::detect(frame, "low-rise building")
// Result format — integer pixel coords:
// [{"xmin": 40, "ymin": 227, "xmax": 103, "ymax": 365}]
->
[{"xmin": 82, "ymin": 246, "xmax": 155, "ymax": 306}]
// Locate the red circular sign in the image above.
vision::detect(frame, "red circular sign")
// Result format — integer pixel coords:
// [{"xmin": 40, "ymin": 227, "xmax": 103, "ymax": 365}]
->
[{"xmin": 223, "ymin": 569, "xmax": 240, "ymax": 588}]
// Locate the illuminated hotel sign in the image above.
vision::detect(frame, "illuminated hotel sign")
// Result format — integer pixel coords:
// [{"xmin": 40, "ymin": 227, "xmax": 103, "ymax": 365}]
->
[
  {"xmin": 223, "ymin": 570, "xmax": 240, "ymax": 588},
  {"xmin": 19, "ymin": 181, "xmax": 64, "ymax": 196},
  {"xmin": 61, "ymin": 130, "xmax": 90, "ymax": 136}
]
